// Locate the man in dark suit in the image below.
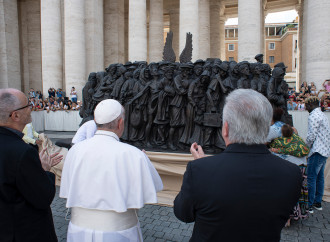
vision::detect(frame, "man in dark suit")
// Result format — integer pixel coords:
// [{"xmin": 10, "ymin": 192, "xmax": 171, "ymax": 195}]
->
[
  {"xmin": 174, "ymin": 89, "xmax": 302, "ymax": 242},
  {"xmin": 0, "ymin": 88, "xmax": 62, "ymax": 242}
]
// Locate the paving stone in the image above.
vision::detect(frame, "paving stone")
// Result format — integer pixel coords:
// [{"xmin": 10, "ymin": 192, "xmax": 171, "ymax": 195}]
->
[{"xmin": 50, "ymin": 186, "xmax": 330, "ymax": 241}]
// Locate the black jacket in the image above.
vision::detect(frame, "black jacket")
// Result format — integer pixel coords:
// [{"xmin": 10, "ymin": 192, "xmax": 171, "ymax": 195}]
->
[
  {"xmin": 174, "ymin": 143, "xmax": 302, "ymax": 242},
  {"xmin": 0, "ymin": 127, "xmax": 57, "ymax": 242}
]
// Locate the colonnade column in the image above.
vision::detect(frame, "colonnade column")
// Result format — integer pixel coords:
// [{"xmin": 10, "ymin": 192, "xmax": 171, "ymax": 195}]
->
[
  {"xmin": 219, "ymin": 15, "xmax": 226, "ymax": 61},
  {"xmin": 209, "ymin": 0, "xmax": 220, "ymax": 59},
  {"xmin": 179, "ymin": 0, "xmax": 199, "ymax": 61},
  {"xmin": 129, "ymin": 0, "xmax": 147, "ymax": 61},
  {"xmin": 64, "ymin": 0, "xmax": 86, "ymax": 99},
  {"xmin": 149, "ymin": 0, "xmax": 163, "ymax": 62},
  {"xmin": 295, "ymin": 3, "xmax": 303, "ymax": 89},
  {"xmin": 303, "ymin": 0, "xmax": 330, "ymax": 90},
  {"xmin": 198, "ymin": 0, "xmax": 210, "ymax": 60},
  {"xmin": 169, "ymin": 0, "xmax": 180, "ymax": 60},
  {"xmin": 85, "ymin": 0, "xmax": 104, "ymax": 74},
  {"xmin": 41, "ymin": 0, "xmax": 63, "ymax": 95},
  {"xmin": 238, "ymin": 0, "xmax": 263, "ymax": 62},
  {"xmin": 0, "ymin": 0, "xmax": 21, "ymax": 89},
  {"xmin": 104, "ymin": 0, "xmax": 124, "ymax": 66}
]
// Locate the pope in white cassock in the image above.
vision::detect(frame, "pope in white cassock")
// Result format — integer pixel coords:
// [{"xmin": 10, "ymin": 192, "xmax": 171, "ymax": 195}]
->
[{"xmin": 60, "ymin": 99, "xmax": 163, "ymax": 242}]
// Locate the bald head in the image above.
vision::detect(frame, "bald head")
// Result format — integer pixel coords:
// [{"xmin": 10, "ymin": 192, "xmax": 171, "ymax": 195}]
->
[{"xmin": 0, "ymin": 88, "xmax": 27, "ymax": 124}]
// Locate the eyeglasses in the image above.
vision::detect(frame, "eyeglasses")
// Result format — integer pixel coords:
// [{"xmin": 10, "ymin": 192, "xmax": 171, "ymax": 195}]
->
[{"xmin": 9, "ymin": 102, "xmax": 33, "ymax": 117}]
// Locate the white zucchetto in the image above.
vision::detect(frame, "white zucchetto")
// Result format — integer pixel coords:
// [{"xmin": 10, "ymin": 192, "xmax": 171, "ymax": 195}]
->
[{"xmin": 94, "ymin": 99, "xmax": 122, "ymax": 124}]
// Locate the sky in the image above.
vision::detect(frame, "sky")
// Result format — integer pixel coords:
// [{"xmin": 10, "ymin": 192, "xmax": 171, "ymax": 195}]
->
[{"xmin": 225, "ymin": 10, "xmax": 298, "ymax": 25}]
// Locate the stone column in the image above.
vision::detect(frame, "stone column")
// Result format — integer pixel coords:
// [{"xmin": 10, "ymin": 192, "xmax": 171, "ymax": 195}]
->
[
  {"xmin": 303, "ymin": 0, "xmax": 330, "ymax": 90},
  {"xmin": 85, "ymin": 0, "xmax": 104, "ymax": 74},
  {"xmin": 149, "ymin": 0, "xmax": 163, "ymax": 62},
  {"xmin": 198, "ymin": 0, "xmax": 210, "ymax": 60},
  {"xmin": 41, "ymin": 0, "xmax": 63, "ymax": 95},
  {"xmin": 169, "ymin": 0, "xmax": 180, "ymax": 60},
  {"xmin": 180, "ymin": 0, "xmax": 199, "ymax": 61},
  {"xmin": 129, "ymin": 0, "xmax": 147, "ymax": 61},
  {"xmin": 219, "ymin": 15, "xmax": 226, "ymax": 61},
  {"xmin": 238, "ymin": 0, "xmax": 263, "ymax": 62},
  {"xmin": 295, "ymin": 3, "xmax": 303, "ymax": 89},
  {"xmin": 27, "ymin": 0, "xmax": 42, "ymax": 91},
  {"xmin": 64, "ymin": 0, "xmax": 86, "ymax": 99},
  {"xmin": 210, "ymin": 0, "xmax": 220, "ymax": 58},
  {"xmin": 0, "ymin": 0, "xmax": 21, "ymax": 89},
  {"xmin": 104, "ymin": 0, "xmax": 124, "ymax": 66}
]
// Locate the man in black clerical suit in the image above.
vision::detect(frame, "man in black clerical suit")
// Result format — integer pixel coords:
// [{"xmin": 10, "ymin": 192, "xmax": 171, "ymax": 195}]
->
[
  {"xmin": 174, "ymin": 89, "xmax": 302, "ymax": 242},
  {"xmin": 0, "ymin": 88, "xmax": 62, "ymax": 242}
]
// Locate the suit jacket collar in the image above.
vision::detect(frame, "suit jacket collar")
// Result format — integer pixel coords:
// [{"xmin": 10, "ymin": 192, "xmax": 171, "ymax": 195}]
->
[
  {"xmin": 223, "ymin": 143, "xmax": 270, "ymax": 154},
  {"xmin": 0, "ymin": 126, "xmax": 24, "ymax": 139}
]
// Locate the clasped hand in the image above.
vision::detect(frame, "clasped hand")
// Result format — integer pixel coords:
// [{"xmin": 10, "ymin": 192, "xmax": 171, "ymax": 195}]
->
[{"xmin": 39, "ymin": 148, "xmax": 63, "ymax": 171}]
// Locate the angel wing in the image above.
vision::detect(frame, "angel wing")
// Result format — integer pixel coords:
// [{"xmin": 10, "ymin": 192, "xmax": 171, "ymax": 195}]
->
[
  {"xmin": 163, "ymin": 31, "xmax": 176, "ymax": 62},
  {"xmin": 179, "ymin": 32, "xmax": 193, "ymax": 63}
]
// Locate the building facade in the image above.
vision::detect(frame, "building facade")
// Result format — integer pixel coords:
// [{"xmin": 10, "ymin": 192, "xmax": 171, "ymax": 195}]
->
[
  {"xmin": 1, "ymin": 0, "xmax": 330, "ymax": 98},
  {"xmin": 226, "ymin": 22, "xmax": 298, "ymax": 86}
]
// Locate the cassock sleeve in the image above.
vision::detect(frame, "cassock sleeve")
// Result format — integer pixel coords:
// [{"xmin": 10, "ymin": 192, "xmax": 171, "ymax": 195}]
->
[
  {"xmin": 16, "ymin": 147, "xmax": 56, "ymax": 210},
  {"xmin": 173, "ymin": 161, "xmax": 196, "ymax": 223}
]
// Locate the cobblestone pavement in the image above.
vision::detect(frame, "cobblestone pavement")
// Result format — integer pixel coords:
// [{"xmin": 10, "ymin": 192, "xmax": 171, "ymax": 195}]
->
[{"xmin": 51, "ymin": 187, "xmax": 330, "ymax": 242}]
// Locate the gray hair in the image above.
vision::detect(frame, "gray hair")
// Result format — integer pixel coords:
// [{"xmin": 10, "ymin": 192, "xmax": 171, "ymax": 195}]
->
[
  {"xmin": 0, "ymin": 89, "xmax": 21, "ymax": 123},
  {"xmin": 96, "ymin": 106, "xmax": 125, "ymax": 130},
  {"xmin": 223, "ymin": 89, "xmax": 272, "ymax": 144}
]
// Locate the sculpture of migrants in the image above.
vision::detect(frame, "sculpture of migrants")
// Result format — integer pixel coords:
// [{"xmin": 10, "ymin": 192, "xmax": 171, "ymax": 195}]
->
[{"xmin": 79, "ymin": 32, "xmax": 292, "ymax": 154}]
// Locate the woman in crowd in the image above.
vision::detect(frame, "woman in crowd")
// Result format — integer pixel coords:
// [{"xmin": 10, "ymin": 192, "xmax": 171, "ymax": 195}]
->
[
  {"xmin": 70, "ymin": 87, "xmax": 77, "ymax": 103},
  {"xmin": 270, "ymin": 124, "xmax": 309, "ymax": 226}
]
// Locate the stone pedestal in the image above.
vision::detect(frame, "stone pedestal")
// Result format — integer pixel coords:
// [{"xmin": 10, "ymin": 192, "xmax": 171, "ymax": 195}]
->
[
  {"xmin": 64, "ymin": 0, "xmax": 86, "ymax": 99},
  {"xmin": 149, "ymin": 0, "xmax": 164, "ymax": 62},
  {"xmin": 179, "ymin": 0, "xmax": 199, "ymax": 61},
  {"xmin": 238, "ymin": 0, "xmax": 263, "ymax": 62},
  {"xmin": 129, "ymin": 0, "xmax": 147, "ymax": 61},
  {"xmin": 41, "ymin": 0, "xmax": 63, "ymax": 95}
]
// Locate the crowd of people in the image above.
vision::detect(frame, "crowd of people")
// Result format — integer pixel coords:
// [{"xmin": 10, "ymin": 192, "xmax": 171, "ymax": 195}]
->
[
  {"xmin": 287, "ymin": 80, "xmax": 330, "ymax": 111},
  {"xmin": 27, "ymin": 87, "xmax": 81, "ymax": 112}
]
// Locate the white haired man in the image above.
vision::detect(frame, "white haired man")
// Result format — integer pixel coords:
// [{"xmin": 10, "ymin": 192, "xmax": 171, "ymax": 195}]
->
[
  {"xmin": 0, "ymin": 88, "xmax": 62, "ymax": 242},
  {"xmin": 174, "ymin": 89, "xmax": 302, "ymax": 242},
  {"xmin": 60, "ymin": 99, "xmax": 163, "ymax": 242}
]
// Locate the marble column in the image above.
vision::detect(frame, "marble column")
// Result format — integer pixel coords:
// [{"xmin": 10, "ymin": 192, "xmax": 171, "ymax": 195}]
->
[
  {"xmin": 129, "ymin": 0, "xmax": 147, "ymax": 61},
  {"xmin": 41, "ymin": 0, "xmax": 63, "ymax": 95},
  {"xmin": 27, "ymin": 0, "xmax": 42, "ymax": 91},
  {"xmin": 0, "ymin": 0, "xmax": 21, "ymax": 89},
  {"xmin": 169, "ymin": 1, "xmax": 180, "ymax": 60},
  {"xmin": 85, "ymin": 0, "xmax": 104, "ymax": 74},
  {"xmin": 210, "ymin": 0, "xmax": 220, "ymax": 58},
  {"xmin": 64, "ymin": 0, "xmax": 86, "ymax": 99},
  {"xmin": 180, "ymin": 0, "xmax": 199, "ymax": 61},
  {"xmin": 104, "ymin": 0, "xmax": 124, "ymax": 66},
  {"xmin": 303, "ymin": 0, "xmax": 330, "ymax": 90},
  {"xmin": 198, "ymin": 0, "xmax": 210, "ymax": 60},
  {"xmin": 219, "ymin": 16, "xmax": 226, "ymax": 61},
  {"xmin": 238, "ymin": 0, "xmax": 263, "ymax": 62},
  {"xmin": 295, "ymin": 3, "xmax": 303, "ymax": 89},
  {"xmin": 149, "ymin": 0, "xmax": 163, "ymax": 62}
]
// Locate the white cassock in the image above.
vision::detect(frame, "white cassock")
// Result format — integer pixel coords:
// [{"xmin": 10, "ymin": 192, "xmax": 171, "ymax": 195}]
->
[
  {"xmin": 71, "ymin": 120, "xmax": 97, "ymax": 144},
  {"xmin": 60, "ymin": 130, "xmax": 163, "ymax": 242}
]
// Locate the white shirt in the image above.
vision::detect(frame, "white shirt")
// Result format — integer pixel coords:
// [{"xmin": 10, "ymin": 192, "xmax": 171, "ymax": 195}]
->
[
  {"xmin": 71, "ymin": 120, "xmax": 97, "ymax": 144},
  {"xmin": 306, "ymin": 108, "xmax": 330, "ymax": 157},
  {"xmin": 60, "ymin": 130, "xmax": 163, "ymax": 241}
]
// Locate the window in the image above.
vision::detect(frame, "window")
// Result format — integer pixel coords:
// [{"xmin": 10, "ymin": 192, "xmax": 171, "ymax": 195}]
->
[
  {"xmin": 229, "ymin": 57, "xmax": 234, "ymax": 62},
  {"xmin": 228, "ymin": 44, "xmax": 234, "ymax": 51},
  {"xmin": 269, "ymin": 56, "xmax": 275, "ymax": 63},
  {"xmin": 269, "ymin": 42, "xmax": 275, "ymax": 50}
]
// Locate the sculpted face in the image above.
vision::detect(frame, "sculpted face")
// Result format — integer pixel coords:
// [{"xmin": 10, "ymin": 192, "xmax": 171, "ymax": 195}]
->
[
  {"xmin": 194, "ymin": 66, "xmax": 203, "ymax": 76},
  {"xmin": 164, "ymin": 70, "xmax": 174, "ymax": 79}
]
